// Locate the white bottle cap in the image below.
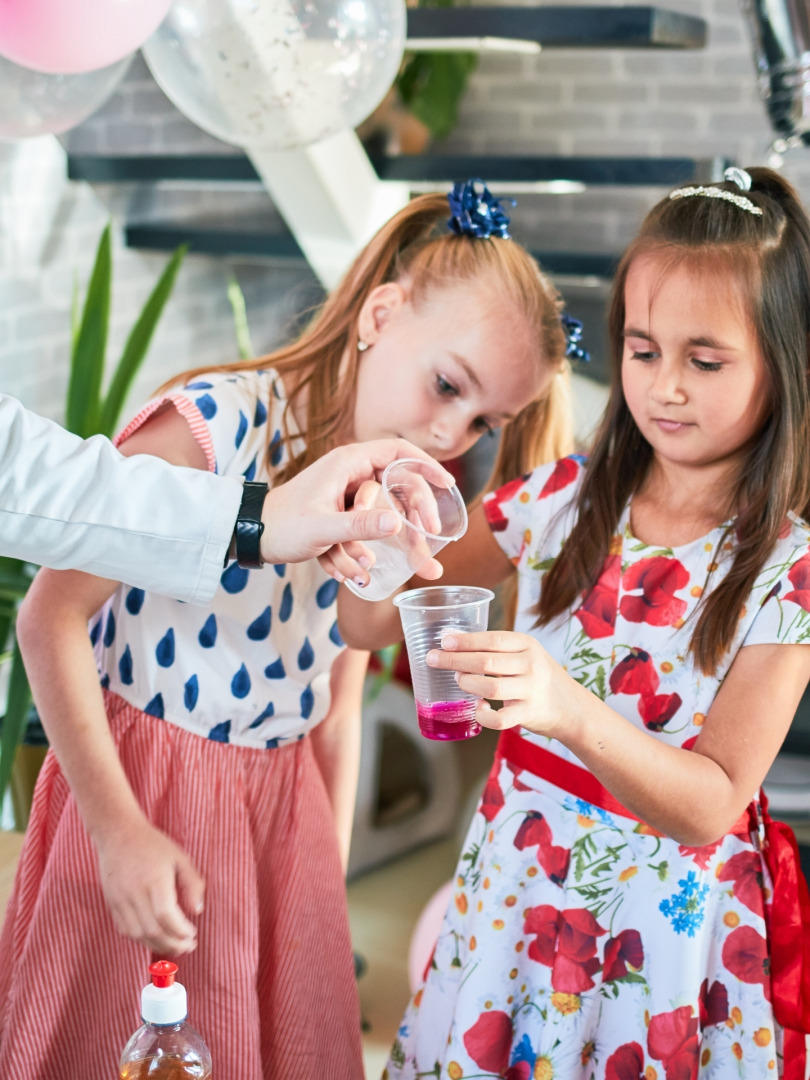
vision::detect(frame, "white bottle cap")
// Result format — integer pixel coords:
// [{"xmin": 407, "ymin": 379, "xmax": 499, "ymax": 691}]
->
[{"xmin": 141, "ymin": 961, "xmax": 188, "ymax": 1026}]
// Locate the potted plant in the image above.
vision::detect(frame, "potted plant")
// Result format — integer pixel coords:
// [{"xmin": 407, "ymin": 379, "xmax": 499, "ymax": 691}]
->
[
  {"xmin": 357, "ymin": 0, "xmax": 478, "ymax": 155},
  {"xmin": 0, "ymin": 225, "xmax": 187, "ymax": 829}
]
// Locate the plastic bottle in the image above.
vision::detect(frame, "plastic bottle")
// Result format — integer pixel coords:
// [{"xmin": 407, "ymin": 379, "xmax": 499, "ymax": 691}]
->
[{"xmin": 119, "ymin": 960, "xmax": 212, "ymax": 1079}]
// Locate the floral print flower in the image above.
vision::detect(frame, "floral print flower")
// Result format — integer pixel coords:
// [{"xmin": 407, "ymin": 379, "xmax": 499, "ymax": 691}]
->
[
  {"xmin": 524, "ymin": 904, "xmax": 606, "ymax": 993},
  {"xmin": 575, "ymin": 554, "xmax": 621, "ymax": 639},
  {"xmin": 479, "ymin": 769, "xmax": 505, "ymax": 822},
  {"xmin": 609, "ymin": 649, "xmax": 658, "ymax": 697},
  {"xmin": 462, "ymin": 1009, "xmax": 512, "ymax": 1073},
  {"xmin": 485, "ymin": 476, "xmax": 530, "ymax": 533},
  {"xmin": 698, "ymin": 978, "xmax": 729, "ymax": 1028},
  {"xmin": 783, "ymin": 552, "xmax": 810, "ymax": 612},
  {"xmin": 602, "ymin": 929, "xmax": 644, "ymax": 982},
  {"xmin": 620, "ymin": 556, "xmax": 689, "ymax": 627},
  {"xmin": 646, "ymin": 1006, "xmax": 699, "ymax": 1077},
  {"xmin": 605, "ymin": 1041, "xmax": 645, "ymax": 1080},
  {"xmin": 659, "ymin": 871, "xmax": 710, "ymax": 936},
  {"xmin": 721, "ymin": 925, "xmax": 771, "ymax": 997},
  {"xmin": 716, "ymin": 850, "xmax": 764, "ymax": 917},
  {"xmin": 514, "ymin": 811, "xmax": 570, "ymax": 885},
  {"xmin": 539, "ymin": 455, "xmax": 582, "ymax": 499}
]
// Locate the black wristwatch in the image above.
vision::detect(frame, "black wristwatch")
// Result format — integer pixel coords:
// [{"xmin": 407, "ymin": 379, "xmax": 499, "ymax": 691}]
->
[{"xmin": 233, "ymin": 481, "xmax": 268, "ymax": 569}]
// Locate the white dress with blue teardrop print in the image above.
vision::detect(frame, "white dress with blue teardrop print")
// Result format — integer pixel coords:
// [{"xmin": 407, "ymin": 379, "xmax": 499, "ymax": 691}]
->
[{"xmin": 92, "ymin": 369, "xmax": 345, "ymax": 748}]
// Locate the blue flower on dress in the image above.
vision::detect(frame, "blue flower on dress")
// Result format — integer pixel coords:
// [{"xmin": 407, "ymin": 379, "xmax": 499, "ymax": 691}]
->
[
  {"xmin": 184, "ymin": 675, "xmax": 199, "ymax": 711},
  {"xmin": 249, "ymin": 701, "xmax": 275, "ymax": 727},
  {"xmin": 243, "ymin": 456, "xmax": 257, "ymax": 481},
  {"xmin": 185, "ymin": 381, "xmax": 214, "ymax": 390},
  {"xmin": 199, "ymin": 614, "xmax": 217, "ymax": 648},
  {"xmin": 329, "ymin": 620, "xmax": 344, "ymax": 648},
  {"xmin": 195, "ymin": 394, "xmax": 217, "ymax": 419},
  {"xmin": 156, "ymin": 628, "xmax": 175, "ymax": 667},
  {"xmin": 221, "ymin": 562, "xmax": 250, "ymax": 594},
  {"xmin": 264, "ymin": 657, "xmax": 285, "ymax": 679},
  {"xmin": 208, "ymin": 719, "xmax": 231, "ymax": 743},
  {"xmin": 119, "ymin": 645, "xmax": 134, "ymax": 686},
  {"xmin": 144, "ymin": 693, "xmax": 165, "ymax": 719},
  {"xmin": 279, "ymin": 582, "xmax": 293, "ymax": 622},
  {"xmin": 659, "ymin": 870, "xmax": 710, "ymax": 936},
  {"xmin": 273, "ymin": 563, "xmax": 286, "ymax": 578},
  {"xmin": 100, "ymin": 673, "xmax": 110, "ymax": 689},
  {"xmin": 125, "ymin": 588, "xmax": 145, "ymax": 615},
  {"xmin": 316, "ymin": 579, "xmax": 339, "ymax": 609},
  {"xmin": 103, "ymin": 610, "xmax": 116, "ymax": 648},
  {"xmin": 567, "ymin": 797, "xmax": 614, "ymax": 825},
  {"xmin": 247, "ymin": 606, "xmax": 271, "ymax": 640},
  {"xmin": 89, "ymin": 619, "xmax": 101, "ymax": 646},
  {"xmin": 510, "ymin": 1034, "xmax": 535, "ymax": 1070},
  {"xmin": 235, "ymin": 410, "xmax": 248, "ymax": 449},
  {"xmin": 254, "ymin": 399, "xmax": 267, "ymax": 427},
  {"xmin": 231, "ymin": 663, "xmax": 251, "ymax": 699},
  {"xmin": 301, "ymin": 684, "xmax": 314, "ymax": 719}
]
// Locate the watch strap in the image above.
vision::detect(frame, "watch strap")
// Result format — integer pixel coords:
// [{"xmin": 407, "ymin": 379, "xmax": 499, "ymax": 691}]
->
[{"xmin": 235, "ymin": 481, "xmax": 268, "ymax": 569}]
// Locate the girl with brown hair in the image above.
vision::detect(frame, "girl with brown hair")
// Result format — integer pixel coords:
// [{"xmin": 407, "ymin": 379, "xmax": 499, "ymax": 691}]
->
[{"xmin": 341, "ymin": 167, "xmax": 810, "ymax": 1078}]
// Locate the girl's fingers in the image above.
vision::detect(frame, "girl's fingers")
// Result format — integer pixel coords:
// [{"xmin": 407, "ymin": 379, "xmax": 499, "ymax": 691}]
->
[
  {"xmin": 439, "ymin": 630, "xmax": 528, "ymax": 653},
  {"xmin": 317, "ymin": 545, "xmax": 371, "ymax": 588},
  {"xmin": 426, "ymin": 646, "xmax": 528, "ymax": 677}
]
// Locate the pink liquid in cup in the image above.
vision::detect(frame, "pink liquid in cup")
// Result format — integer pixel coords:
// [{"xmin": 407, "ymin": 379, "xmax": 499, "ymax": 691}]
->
[{"xmin": 416, "ymin": 699, "xmax": 482, "ymax": 741}]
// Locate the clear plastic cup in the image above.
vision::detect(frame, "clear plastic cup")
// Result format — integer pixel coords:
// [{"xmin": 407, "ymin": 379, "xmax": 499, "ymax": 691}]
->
[
  {"xmin": 394, "ymin": 585, "xmax": 494, "ymax": 740},
  {"xmin": 344, "ymin": 458, "xmax": 468, "ymax": 602}
]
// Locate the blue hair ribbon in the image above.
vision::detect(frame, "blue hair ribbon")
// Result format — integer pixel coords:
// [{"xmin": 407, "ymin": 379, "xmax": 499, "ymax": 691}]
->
[
  {"xmin": 561, "ymin": 313, "xmax": 590, "ymax": 363},
  {"xmin": 447, "ymin": 178, "xmax": 514, "ymax": 239}
]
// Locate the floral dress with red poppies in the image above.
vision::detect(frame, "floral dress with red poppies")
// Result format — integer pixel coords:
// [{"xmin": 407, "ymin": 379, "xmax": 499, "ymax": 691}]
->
[{"xmin": 385, "ymin": 456, "xmax": 810, "ymax": 1080}]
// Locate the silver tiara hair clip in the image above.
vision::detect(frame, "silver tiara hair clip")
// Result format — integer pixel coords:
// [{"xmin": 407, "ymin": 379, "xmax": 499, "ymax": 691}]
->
[{"xmin": 668, "ymin": 166, "xmax": 763, "ymax": 216}]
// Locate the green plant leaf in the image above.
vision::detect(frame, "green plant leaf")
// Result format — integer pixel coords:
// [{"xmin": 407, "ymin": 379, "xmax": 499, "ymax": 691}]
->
[
  {"xmin": 0, "ymin": 640, "xmax": 33, "ymax": 805},
  {"xmin": 396, "ymin": 51, "xmax": 478, "ymax": 140},
  {"xmin": 99, "ymin": 244, "xmax": 188, "ymax": 438},
  {"xmin": 227, "ymin": 273, "xmax": 254, "ymax": 361},
  {"xmin": 66, "ymin": 222, "xmax": 112, "ymax": 437}
]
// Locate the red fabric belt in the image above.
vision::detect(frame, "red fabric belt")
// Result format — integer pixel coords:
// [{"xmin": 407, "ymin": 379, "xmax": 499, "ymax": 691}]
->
[{"xmin": 496, "ymin": 727, "xmax": 810, "ymax": 1073}]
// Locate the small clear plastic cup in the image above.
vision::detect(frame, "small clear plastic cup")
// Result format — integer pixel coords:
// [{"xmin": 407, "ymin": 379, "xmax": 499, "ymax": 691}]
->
[
  {"xmin": 394, "ymin": 585, "xmax": 494, "ymax": 740},
  {"xmin": 344, "ymin": 458, "xmax": 467, "ymax": 602}
]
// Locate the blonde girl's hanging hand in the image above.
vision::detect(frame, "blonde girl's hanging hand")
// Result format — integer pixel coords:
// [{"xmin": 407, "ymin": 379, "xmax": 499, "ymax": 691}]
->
[
  {"xmin": 95, "ymin": 817, "xmax": 204, "ymax": 956},
  {"xmin": 427, "ymin": 629, "xmax": 572, "ymax": 738}
]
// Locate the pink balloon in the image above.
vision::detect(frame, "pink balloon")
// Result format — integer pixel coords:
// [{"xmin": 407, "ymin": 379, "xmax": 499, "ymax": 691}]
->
[
  {"xmin": 0, "ymin": 0, "xmax": 172, "ymax": 75},
  {"xmin": 407, "ymin": 879, "xmax": 454, "ymax": 995}
]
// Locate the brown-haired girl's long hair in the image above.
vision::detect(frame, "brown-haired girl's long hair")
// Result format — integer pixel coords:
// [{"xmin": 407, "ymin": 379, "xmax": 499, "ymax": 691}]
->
[
  {"xmin": 537, "ymin": 167, "xmax": 810, "ymax": 675},
  {"xmin": 159, "ymin": 192, "xmax": 574, "ymax": 491}
]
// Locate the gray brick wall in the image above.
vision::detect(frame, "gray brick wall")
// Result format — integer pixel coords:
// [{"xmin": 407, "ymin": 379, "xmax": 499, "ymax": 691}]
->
[{"xmin": 2, "ymin": 0, "xmax": 810, "ymax": 425}]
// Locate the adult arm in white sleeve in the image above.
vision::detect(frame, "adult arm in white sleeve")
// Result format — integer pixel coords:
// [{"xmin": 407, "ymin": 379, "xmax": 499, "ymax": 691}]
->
[{"xmin": 0, "ymin": 394, "xmax": 242, "ymax": 603}]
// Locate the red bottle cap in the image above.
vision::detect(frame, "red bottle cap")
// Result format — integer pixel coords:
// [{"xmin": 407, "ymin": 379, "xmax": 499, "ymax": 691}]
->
[{"xmin": 149, "ymin": 960, "xmax": 178, "ymax": 988}]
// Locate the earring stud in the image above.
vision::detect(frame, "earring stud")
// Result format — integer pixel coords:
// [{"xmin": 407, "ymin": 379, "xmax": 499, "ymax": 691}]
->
[{"xmin": 357, "ymin": 340, "xmax": 369, "ymax": 352}]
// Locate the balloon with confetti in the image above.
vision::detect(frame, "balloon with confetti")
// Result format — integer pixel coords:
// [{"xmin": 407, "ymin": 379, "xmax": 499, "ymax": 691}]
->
[{"xmin": 142, "ymin": 0, "xmax": 407, "ymax": 151}]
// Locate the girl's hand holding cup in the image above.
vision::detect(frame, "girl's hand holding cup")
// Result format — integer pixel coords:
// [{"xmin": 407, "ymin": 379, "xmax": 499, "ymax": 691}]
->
[{"xmin": 427, "ymin": 629, "xmax": 569, "ymax": 739}]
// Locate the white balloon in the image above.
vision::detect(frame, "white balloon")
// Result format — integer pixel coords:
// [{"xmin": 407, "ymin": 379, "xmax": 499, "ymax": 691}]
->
[
  {"xmin": 0, "ymin": 52, "xmax": 133, "ymax": 140},
  {"xmin": 142, "ymin": 0, "xmax": 406, "ymax": 151}
]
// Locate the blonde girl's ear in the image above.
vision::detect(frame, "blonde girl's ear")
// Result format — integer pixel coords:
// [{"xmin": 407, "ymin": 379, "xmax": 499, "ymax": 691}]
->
[{"xmin": 356, "ymin": 281, "xmax": 408, "ymax": 348}]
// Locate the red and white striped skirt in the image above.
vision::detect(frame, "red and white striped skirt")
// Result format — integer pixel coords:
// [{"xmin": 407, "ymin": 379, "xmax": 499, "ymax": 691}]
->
[{"xmin": 0, "ymin": 691, "xmax": 364, "ymax": 1080}]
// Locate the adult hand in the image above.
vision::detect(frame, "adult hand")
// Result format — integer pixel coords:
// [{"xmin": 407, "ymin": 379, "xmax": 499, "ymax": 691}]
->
[{"xmin": 260, "ymin": 439, "xmax": 455, "ymax": 582}]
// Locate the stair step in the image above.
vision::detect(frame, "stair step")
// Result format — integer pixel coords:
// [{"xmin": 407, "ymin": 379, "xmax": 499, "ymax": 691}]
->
[
  {"xmin": 405, "ymin": 5, "xmax": 706, "ymax": 49},
  {"xmin": 68, "ymin": 154, "xmax": 725, "ymax": 188}
]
